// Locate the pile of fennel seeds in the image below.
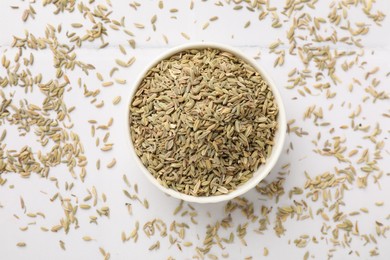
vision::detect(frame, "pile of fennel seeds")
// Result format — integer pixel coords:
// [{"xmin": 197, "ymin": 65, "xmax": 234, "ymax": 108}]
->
[{"xmin": 130, "ymin": 48, "xmax": 278, "ymax": 197}]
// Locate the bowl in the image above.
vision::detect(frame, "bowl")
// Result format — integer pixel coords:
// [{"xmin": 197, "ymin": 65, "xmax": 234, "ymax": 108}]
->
[{"xmin": 126, "ymin": 42, "xmax": 286, "ymax": 203}]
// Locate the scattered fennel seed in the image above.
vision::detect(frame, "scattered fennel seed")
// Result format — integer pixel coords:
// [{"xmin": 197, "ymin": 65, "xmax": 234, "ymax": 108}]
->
[{"xmin": 180, "ymin": 32, "xmax": 190, "ymax": 40}]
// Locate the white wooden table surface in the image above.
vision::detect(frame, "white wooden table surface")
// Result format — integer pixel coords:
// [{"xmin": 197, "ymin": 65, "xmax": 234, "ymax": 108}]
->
[{"xmin": 0, "ymin": 1, "xmax": 389, "ymax": 259}]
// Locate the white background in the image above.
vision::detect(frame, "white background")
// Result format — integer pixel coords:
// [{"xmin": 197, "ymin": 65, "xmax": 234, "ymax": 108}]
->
[{"xmin": 0, "ymin": 1, "xmax": 389, "ymax": 259}]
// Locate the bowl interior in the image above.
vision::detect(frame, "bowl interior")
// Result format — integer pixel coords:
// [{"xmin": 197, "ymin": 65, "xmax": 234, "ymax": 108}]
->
[{"xmin": 126, "ymin": 42, "xmax": 286, "ymax": 203}]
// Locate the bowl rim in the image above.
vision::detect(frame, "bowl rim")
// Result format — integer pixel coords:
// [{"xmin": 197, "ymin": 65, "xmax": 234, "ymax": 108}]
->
[{"xmin": 125, "ymin": 42, "xmax": 286, "ymax": 203}]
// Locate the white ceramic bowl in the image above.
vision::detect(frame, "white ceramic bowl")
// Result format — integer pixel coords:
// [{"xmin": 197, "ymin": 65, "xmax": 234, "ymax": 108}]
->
[{"xmin": 126, "ymin": 42, "xmax": 286, "ymax": 203}]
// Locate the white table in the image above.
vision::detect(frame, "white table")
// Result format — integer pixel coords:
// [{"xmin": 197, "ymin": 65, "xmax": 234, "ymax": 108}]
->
[{"xmin": 0, "ymin": 1, "xmax": 389, "ymax": 259}]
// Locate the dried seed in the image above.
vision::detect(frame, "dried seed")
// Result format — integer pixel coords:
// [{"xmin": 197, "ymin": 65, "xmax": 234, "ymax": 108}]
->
[
  {"xmin": 102, "ymin": 81, "xmax": 114, "ymax": 87},
  {"xmin": 83, "ymin": 236, "xmax": 92, "ymax": 242},
  {"xmin": 151, "ymin": 15, "xmax": 157, "ymax": 24},
  {"xmin": 107, "ymin": 158, "xmax": 116, "ymax": 168},
  {"xmin": 112, "ymin": 96, "xmax": 121, "ymax": 105},
  {"xmin": 181, "ymin": 32, "xmax": 190, "ymax": 40},
  {"xmin": 115, "ymin": 78, "xmax": 126, "ymax": 84},
  {"xmin": 16, "ymin": 242, "xmax": 26, "ymax": 247},
  {"xmin": 71, "ymin": 23, "xmax": 83, "ymax": 28}
]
